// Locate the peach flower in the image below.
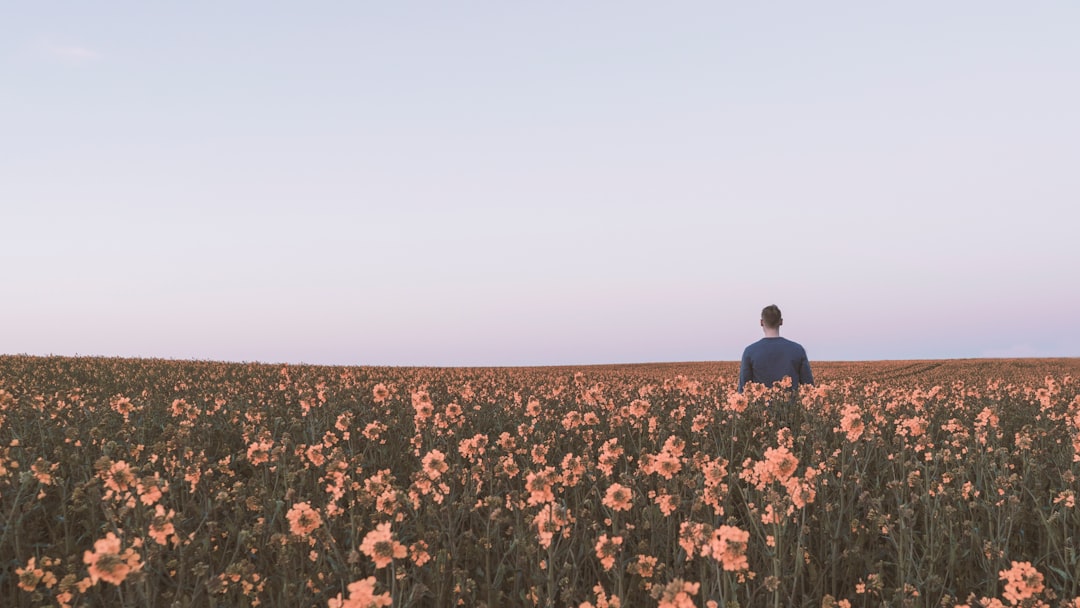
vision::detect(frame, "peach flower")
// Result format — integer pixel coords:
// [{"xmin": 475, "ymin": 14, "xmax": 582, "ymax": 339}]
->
[
  {"xmin": 287, "ymin": 502, "xmax": 323, "ymax": 536},
  {"xmin": 83, "ymin": 533, "xmax": 143, "ymax": 586},
  {"xmin": 359, "ymin": 522, "xmax": 407, "ymax": 568},
  {"xmin": 328, "ymin": 576, "xmax": 392, "ymax": 608},
  {"xmin": 602, "ymin": 483, "xmax": 633, "ymax": 512}
]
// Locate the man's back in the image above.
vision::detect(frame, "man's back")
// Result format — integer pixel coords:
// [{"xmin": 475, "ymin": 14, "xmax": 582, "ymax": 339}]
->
[{"xmin": 738, "ymin": 337, "xmax": 813, "ymax": 392}]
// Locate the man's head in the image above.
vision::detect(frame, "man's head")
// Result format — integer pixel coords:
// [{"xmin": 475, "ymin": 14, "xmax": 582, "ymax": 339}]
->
[{"xmin": 761, "ymin": 305, "xmax": 782, "ymax": 330}]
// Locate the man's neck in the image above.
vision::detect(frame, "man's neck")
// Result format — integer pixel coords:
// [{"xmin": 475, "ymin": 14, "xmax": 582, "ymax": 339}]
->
[{"xmin": 762, "ymin": 329, "xmax": 781, "ymax": 338}]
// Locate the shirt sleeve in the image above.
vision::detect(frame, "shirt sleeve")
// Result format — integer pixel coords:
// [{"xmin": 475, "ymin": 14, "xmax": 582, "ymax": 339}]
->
[
  {"xmin": 738, "ymin": 348, "xmax": 752, "ymax": 393},
  {"xmin": 799, "ymin": 348, "xmax": 814, "ymax": 386}
]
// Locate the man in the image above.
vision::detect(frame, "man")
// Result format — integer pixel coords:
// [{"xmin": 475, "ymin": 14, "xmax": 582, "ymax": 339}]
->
[{"xmin": 738, "ymin": 304, "xmax": 814, "ymax": 393}]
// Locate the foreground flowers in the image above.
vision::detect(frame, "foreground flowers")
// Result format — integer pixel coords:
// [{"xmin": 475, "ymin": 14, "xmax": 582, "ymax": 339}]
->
[{"xmin": 3, "ymin": 356, "xmax": 1080, "ymax": 608}]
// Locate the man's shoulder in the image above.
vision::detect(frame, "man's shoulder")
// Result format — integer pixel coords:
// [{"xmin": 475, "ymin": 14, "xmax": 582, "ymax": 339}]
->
[
  {"xmin": 781, "ymin": 340, "xmax": 811, "ymax": 363},
  {"xmin": 752, "ymin": 337, "xmax": 807, "ymax": 354},
  {"xmin": 779, "ymin": 337, "xmax": 807, "ymax": 352},
  {"xmin": 742, "ymin": 339, "xmax": 766, "ymax": 353},
  {"xmin": 744, "ymin": 337, "xmax": 808, "ymax": 357}
]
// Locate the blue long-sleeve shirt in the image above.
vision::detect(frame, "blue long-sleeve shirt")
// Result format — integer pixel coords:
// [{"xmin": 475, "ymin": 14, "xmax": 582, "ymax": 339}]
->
[{"xmin": 738, "ymin": 337, "xmax": 814, "ymax": 393}]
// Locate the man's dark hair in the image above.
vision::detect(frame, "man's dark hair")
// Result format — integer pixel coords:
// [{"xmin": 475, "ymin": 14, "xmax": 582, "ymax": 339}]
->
[{"xmin": 761, "ymin": 304, "xmax": 782, "ymax": 329}]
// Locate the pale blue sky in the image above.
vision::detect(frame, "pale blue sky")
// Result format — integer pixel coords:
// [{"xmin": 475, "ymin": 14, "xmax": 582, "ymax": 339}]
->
[{"xmin": 3, "ymin": 3, "xmax": 1078, "ymax": 366}]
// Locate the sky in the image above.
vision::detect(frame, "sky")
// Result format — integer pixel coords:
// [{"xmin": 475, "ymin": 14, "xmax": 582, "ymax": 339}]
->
[{"xmin": 2, "ymin": 2, "xmax": 1078, "ymax": 367}]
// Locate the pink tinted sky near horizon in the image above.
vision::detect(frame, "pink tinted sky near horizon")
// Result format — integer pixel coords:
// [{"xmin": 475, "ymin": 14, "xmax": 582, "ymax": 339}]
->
[{"xmin": 2, "ymin": 3, "xmax": 1078, "ymax": 366}]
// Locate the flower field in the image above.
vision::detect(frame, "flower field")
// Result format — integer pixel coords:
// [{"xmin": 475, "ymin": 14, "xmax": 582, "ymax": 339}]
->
[{"xmin": 2, "ymin": 355, "xmax": 1080, "ymax": 607}]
